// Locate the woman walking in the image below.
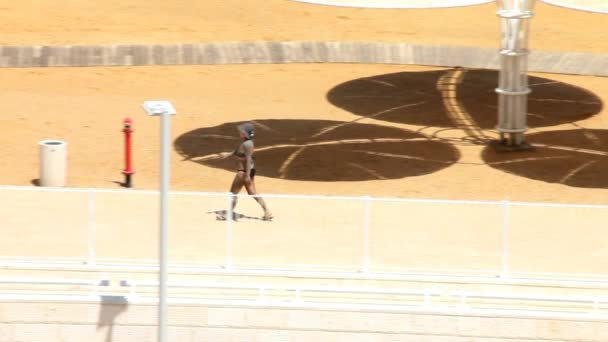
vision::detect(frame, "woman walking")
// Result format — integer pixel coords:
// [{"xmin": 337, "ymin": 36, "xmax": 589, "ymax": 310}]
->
[{"xmin": 225, "ymin": 122, "xmax": 272, "ymax": 221}]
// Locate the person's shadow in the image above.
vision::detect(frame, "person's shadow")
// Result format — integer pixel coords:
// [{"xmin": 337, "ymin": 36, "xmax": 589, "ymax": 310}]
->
[{"xmin": 208, "ymin": 210, "xmax": 263, "ymax": 221}]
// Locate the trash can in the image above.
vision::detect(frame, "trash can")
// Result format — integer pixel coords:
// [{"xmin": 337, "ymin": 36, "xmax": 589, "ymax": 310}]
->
[{"xmin": 39, "ymin": 140, "xmax": 67, "ymax": 187}]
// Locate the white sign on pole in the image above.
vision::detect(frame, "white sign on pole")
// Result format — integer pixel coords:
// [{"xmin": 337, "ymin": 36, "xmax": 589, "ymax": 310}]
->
[{"xmin": 142, "ymin": 101, "xmax": 177, "ymax": 116}]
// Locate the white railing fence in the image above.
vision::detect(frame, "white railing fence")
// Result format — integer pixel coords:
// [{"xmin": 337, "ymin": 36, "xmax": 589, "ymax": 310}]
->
[
  {"xmin": 118, "ymin": 278, "xmax": 608, "ymax": 316},
  {"xmin": 3, "ymin": 275, "xmax": 606, "ymax": 320},
  {"xmin": 1, "ymin": 185, "xmax": 607, "ymax": 280}
]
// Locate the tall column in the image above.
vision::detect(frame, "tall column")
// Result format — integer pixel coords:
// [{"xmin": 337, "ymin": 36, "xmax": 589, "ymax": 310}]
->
[{"xmin": 496, "ymin": 0, "xmax": 536, "ymax": 147}]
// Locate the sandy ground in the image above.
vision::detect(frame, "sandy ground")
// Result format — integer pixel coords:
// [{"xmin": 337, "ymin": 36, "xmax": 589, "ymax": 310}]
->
[
  {"xmin": 1, "ymin": 64, "xmax": 607, "ymax": 203},
  {"xmin": 0, "ymin": 1, "xmax": 607, "ymax": 53},
  {"xmin": 1, "ymin": 1, "xmax": 607, "ymax": 277}
]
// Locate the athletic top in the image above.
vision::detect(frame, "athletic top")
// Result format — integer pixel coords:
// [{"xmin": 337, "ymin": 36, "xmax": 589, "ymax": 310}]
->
[{"xmin": 233, "ymin": 139, "xmax": 255, "ymax": 170}]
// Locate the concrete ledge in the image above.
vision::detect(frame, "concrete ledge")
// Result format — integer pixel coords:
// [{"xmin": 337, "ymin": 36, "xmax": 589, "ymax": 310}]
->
[
  {"xmin": 2, "ymin": 301, "xmax": 608, "ymax": 342},
  {"xmin": 1, "ymin": 42, "xmax": 607, "ymax": 77}
]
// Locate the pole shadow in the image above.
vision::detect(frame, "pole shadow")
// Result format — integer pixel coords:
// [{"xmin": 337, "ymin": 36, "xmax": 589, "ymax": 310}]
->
[
  {"xmin": 174, "ymin": 119, "xmax": 460, "ymax": 182},
  {"xmin": 97, "ymin": 296, "xmax": 129, "ymax": 342},
  {"xmin": 482, "ymin": 129, "xmax": 608, "ymax": 188},
  {"xmin": 326, "ymin": 68, "xmax": 602, "ymax": 130}
]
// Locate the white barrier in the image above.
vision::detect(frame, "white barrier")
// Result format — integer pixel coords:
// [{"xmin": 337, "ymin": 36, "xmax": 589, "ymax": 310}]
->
[
  {"xmin": 1, "ymin": 185, "xmax": 607, "ymax": 281},
  {"xmin": 120, "ymin": 280, "xmax": 608, "ymax": 319},
  {"xmin": 0, "ymin": 276, "xmax": 110, "ymax": 298},
  {"xmin": 2, "ymin": 276, "xmax": 600, "ymax": 319}
]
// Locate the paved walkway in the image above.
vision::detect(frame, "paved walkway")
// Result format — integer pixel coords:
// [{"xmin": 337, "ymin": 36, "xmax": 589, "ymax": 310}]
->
[{"xmin": 2, "ymin": 187, "xmax": 608, "ymax": 277}]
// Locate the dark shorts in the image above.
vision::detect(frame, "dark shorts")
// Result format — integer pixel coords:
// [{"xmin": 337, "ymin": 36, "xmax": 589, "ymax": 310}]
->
[{"xmin": 238, "ymin": 168, "xmax": 256, "ymax": 180}]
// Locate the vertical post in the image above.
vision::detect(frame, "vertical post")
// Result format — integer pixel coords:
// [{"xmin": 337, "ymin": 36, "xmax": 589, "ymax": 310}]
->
[
  {"xmin": 141, "ymin": 100, "xmax": 176, "ymax": 342},
  {"xmin": 501, "ymin": 200, "xmax": 510, "ymax": 278},
  {"xmin": 495, "ymin": 0, "xmax": 535, "ymax": 147},
  {"xmin": 226, "ymin": 192, "xmax": 234, "ymax": 269},
  {"xmin": 88, "ymin": 189, "xmax": 96, "ymax": 267},
  {"xmin": 122, "ymin": 118, "xmax": 134, "ymax": 188},
  {"xmin": 362, "ymin": 196, "xmax": 371, "ymax": 273},
  {"xmin": 158, "ymin": 112, "xmax": 170, "ymax": 342}
]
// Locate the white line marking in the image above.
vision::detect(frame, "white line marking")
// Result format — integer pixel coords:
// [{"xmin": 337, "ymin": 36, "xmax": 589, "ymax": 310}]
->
[
  {"xmin": 348, "ymin": 162, "xmax": 387, "ymax": 180},
  {"xmin": 559, "ymin": 160, "xmax": 598, "ymax": 184}
]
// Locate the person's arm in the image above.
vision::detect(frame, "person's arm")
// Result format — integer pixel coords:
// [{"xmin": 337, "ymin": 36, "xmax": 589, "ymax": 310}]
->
[{"xmin": 243, "ymin": 141, "xmax": 254, "ymax": 183}]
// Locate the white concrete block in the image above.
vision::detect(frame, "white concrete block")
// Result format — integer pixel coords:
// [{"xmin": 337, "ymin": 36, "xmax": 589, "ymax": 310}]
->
[
  {"xmin": 244, "ymin": 308, "xmax": 289, "ymax": 328},
  {"xmin": 169, "ymin": 306, "xmax": 208, "ymax": 326},
  {"xmin": 169, "ymin": 326, "xmax": 193, "ymax": 342},
  {"xmin": 58, "ymin": 324, "xmax": 98, "ymax": 342},
  {"xmin": 536, "ymin": 320, "xmax": 608, "ymax": 342},
  {"xmin": 98, "ymin": 303, "xmax": 139, "ymax": 325},
  {"xmin": 208, "ymin": 308, "xmax": 248, "ymax": 327},
  {"xmin": 111, "ymin": 325, "xmax": 157, "ymax": 342},
  {"xmin": 366, "ymin": 313, "xmax": 411, "ymax": 333},
  {"xmin": 49, "ymin": 303, "xmax": 98, "ymax": 324},
  {"xmin": 0, "ymin": 324, "xmax": 15, "ymax": 342},
  {"xmin": 0, "ymin": 303, "xmax": 49, "ymax": 323},
  {"xmin": 457, "ymin": 316, "xmax": 537, "ymax": 339},
  {"xmin": 254, "ymin": 330, "xmax": 292, "ymax": 342},
  {"xmin": 407, "ymin": 314, "xmax": 460, "ymax": 335},
  {"xmin": 14, "ymin": 323, "xmax": 59, "ymax": 342}
]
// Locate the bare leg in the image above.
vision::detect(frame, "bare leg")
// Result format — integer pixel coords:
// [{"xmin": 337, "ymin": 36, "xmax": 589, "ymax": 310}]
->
[
  {"xmin": 227, "ymin": 173, "xmax": 245, "ymax": 219},
  {"xmin": 245, "ymin": 180, "xmax": 272, "ymax": 220}
]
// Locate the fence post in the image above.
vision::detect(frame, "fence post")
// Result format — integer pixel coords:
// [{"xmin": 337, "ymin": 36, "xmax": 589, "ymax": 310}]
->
[
  {"xmin": 226, "ymin": 192, "xmax": 234, "ymax": 269},
  {"xmin": 88, "ymin": 189, "xmax": 96, "ymax": 267},
  {"xmin": 362, "ymin": 196, "xmax": 371, "ymax": 273},
  {"xmin": 501, "ymin": 200, "xmax": 510, "ymax": 278}
]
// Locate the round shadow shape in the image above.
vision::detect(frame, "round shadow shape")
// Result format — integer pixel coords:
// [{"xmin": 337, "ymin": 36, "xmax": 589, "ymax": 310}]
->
[
  {"xmin": 327, "ymin": 69, "xmax": 602, "ymax": 129},
  {"xmin": 175, "ymin": 119, "xmax": 460, "ymax": 182},
  {"xmin": 482, "ymin": 129, "xmax": 608, "ymax": 188}
]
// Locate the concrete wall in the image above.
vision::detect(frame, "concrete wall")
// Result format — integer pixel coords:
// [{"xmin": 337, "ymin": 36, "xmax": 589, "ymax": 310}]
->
[
  {"xmin": 1, "ymin": 300, "xmax": 607, "ymax": 342},
  {"xmin": 1, "ymin": 42, "xmax": 607, "ymax": 77}
]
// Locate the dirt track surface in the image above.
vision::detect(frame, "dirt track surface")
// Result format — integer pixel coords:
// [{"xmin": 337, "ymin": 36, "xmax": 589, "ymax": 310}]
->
[
  {"xmin": 1, "ymin": 1, "xmax": 607, "ymax": 53},
  {"xmin": 1, "ymin": 64, "xmax": 607, "ymax": 204}
]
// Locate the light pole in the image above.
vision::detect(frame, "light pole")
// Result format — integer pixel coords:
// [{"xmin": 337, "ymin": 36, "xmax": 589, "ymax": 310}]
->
[
  {"xmin": 495, "ymin": 0, "xmax": 536, "ymax": 147},
  {"xmin": 142, "ymin": 100, "xmax": 176, "ymax": 342}
]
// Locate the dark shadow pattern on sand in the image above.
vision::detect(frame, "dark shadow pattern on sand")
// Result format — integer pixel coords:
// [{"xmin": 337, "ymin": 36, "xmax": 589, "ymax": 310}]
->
[
  {"xmin": 327, "ymin": 68, "xmax": 602, "ymax": 129},
  {"xmin": 483, "ymin": 129, "xmax": 608, "ymax": 189},
  {"xmin": 174, "ymin": 119, "xmax": 460, "ymax": 182}
]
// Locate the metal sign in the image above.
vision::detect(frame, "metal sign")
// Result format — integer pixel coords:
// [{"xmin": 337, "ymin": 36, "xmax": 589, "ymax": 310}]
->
[{"xmin": 142, "ymin": 101, "xmax": 176, "ymax": 116}]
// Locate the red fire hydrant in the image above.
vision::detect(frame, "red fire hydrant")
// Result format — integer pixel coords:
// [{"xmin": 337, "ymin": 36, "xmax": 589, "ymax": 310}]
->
[{"xmin": 122, "ymin": 118, "xmax": 134, "ymax": 188}]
